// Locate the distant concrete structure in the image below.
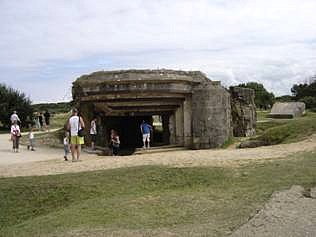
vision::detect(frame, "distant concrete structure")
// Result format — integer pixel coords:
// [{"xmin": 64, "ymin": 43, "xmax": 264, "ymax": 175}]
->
[
  {"xmin": 269, "ymin": 102, "xmax": 305, "ymax": 119},
  {"xmin": 72, "ymin": 69, "xmax": 256, "ymax": 150}
]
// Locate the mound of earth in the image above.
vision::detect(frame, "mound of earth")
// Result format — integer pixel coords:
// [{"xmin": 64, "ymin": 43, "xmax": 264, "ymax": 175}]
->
[{"xmin": 230, "ymin": 185, "xmax": 316, "ymax": 237}]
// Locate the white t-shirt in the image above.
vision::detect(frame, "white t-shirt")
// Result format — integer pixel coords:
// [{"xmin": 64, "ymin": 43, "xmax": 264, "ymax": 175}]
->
[
  {"xmin": 69, "ymin": 116, "xmax": 81, "ymax": 136},
  {"xmin": 11, "ymin": 124, "xmax": 20, "ymax": 136},
  {"xmin": 63, "ymin": 137, "xmax": 68, "ymax": 145},
  {"xmin": 29, "ymin": 132, "xmax": 34, "ymax": 139},
  {"xmin": 90, "ymin": 120, "xmax": 97, "ymax": 135},
  {"xmin": 10, "ymin": 114, "xmax": 20, "ymax": 123}
]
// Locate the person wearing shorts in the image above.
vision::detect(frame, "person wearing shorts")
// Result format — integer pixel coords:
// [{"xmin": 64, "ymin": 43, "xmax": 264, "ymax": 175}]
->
[
  {"xmin": 67, "ymin": 108, "xmax": 85, "ymax": 162},
  {"xmin": 140, "ymin": 120, "xmax": 152, "ymax": 149}
]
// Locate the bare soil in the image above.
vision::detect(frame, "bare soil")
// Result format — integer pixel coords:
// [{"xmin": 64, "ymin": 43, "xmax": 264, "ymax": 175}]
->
[{"xmin": 0, "ymin": 133, "xmax": 316, "ymax": 178}]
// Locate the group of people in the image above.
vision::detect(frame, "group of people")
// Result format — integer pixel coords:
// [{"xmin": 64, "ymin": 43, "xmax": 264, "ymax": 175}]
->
[
  {"xmin": 33, "ymin": 111, "xmax": 50, "ymax": 131},
  {"xmin": 9, "ymin": 108, "xmax": 153, "ymax": 158},
  {"xmin": 63, "ymin": 108, "xmax": 122, "ymax": 161},
  {"xmin": 63, "ymin": 108, "xmax": 153, "ymax": 161},
  {"xmin": 10, "ymin": 111, "xmax": 37, "ymax": 153}
]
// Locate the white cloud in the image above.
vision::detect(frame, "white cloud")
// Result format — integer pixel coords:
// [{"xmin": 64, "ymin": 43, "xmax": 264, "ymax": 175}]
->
[{"xmin": 1, "ymin": 0, "xmax": 316, "ymax": 101}]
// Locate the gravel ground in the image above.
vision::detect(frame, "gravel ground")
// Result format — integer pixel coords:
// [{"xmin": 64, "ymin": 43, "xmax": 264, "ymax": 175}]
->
[{"xmin": 0, "ymin": 133, "xmax": 316, "ymax": 177}]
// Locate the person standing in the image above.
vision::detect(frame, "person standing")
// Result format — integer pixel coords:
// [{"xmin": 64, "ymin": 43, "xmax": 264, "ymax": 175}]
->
[
  {"xmin": 38, "ymin": 113, "xmax": 43, "ymax": 130},
  {"xmin": 34, "ymin": 112, "xmax": 41, "ymax": 129},
  {"xmin": 27, "ymin": 127, "xmax": 35, "ymax": 151},
  {"xmin": 90, "ymin": 117, "xmax": 97, "ymax": 150},
  {"xmin": 140, "ymin": 120, "xmax": 152, "ymax": 149},
  {"xmin": 10, "ymin": 111, "xmax": 21, "ymax": 125},
  {"xmin": 44, "ymin": 110, "xmax": 51, "ymax": 131},
  {"xmin": 110, "ymin": 129, "xmax": 120, "ymax": 156},
  {"xmin": 67, "ymin": 108, "xmax": 85, "ymax": 162},
  {"xmin": 10, "ymin": 120, "xmax": 21, "ymax": 152}
]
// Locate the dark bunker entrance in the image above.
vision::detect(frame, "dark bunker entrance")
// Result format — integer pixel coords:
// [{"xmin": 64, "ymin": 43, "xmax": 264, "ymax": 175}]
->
[{"xmin": 103, "ymin": 114, "xmax": 170, "ymax": 152}]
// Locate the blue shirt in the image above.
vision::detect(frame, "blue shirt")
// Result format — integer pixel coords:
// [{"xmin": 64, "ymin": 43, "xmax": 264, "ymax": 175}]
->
[{"xmin": 141, "ymin": 123, "xmax": 151, "ymax": 134}]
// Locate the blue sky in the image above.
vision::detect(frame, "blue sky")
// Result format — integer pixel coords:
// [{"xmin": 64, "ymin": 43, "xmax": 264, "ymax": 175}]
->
[{"xmin": 1, "ymin": 0, "xmax": 316, "ymax": 103}]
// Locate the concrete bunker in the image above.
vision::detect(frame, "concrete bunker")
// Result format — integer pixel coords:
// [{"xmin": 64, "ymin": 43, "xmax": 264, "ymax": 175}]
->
[
  {"xmin": 72, "ymin": 69, "xmax": 254, "ymax": 151},
  {"xmin": 269, "ymin": 102, "xmax": 306, "ymax": 119}
]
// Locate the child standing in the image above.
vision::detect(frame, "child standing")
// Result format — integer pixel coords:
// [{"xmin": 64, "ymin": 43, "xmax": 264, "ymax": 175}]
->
[
  {"xmin": 110, "ymin": 129, "xmax": 120, "ymax": 156},
  {"xmin": 27, "ymin": 127, "xmax": 35, "ymax": 151},
  {"xmin": 63, "ymin": 132, "xmax": 70, "ymax": 161}
]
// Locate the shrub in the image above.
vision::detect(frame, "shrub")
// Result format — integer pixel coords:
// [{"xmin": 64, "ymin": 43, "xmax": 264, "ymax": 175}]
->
[{"xmin": 0, "ymin": 84, "xmax": 33, "ymax": 128}]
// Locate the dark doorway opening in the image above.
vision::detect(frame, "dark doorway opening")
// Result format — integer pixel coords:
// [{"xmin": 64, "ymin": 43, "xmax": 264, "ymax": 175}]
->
[{"xmin": 103, "ymin": 114, "xmax": 170, "ymax": 151}]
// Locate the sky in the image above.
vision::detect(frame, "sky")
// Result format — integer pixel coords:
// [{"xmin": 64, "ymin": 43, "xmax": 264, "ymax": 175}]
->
[{"xmin": 1, "ymin": 0, "xmax": 316, "ymax": 103}]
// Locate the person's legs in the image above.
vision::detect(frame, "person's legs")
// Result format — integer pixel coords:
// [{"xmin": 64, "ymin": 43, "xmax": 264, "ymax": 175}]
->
[
  {"xmin": 91, "ymin": 135, "xmax": 95, "ymax": 150},
  {"xmin": 143, "ymin": 133, "xmax": 150, "ymax": 148},
  {"xmin": 12, "ymin": 136, "xmax": 16, "ymax": 152},
  {"xmin": 64, "ymin": 145, "xmax": 68, "ymax": 160},
  {"xmin": 76, "ymin": 145, "xmax": 81, "ymax": 160},
  {"xmin": 70, "ymin": 141, "xmax": 76, "ymax": 161},
  {"xmin": 146, "ymin": 134, "xmax": 150, "ymax": 148},
  {"xmin": 30, "ymin": 139, "xmax": 35, "ymax": 150},
  {"xmin": 112, "ymin": 146, "xmax": 119, "ymax": 156},
  {"xmin": 16, "ymin": 136, "xmax": 20, "ymax": 152},
  {"xmin": 142, "ymin": 134, "xmax": 146, "ymax": 148}
]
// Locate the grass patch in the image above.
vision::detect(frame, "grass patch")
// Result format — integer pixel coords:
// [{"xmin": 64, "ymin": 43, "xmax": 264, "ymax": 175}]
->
[
  {"xmin": 256, "ymin": 110, "xmax": 270, "ymax": 121},
  {"xmin": 49, "ymin": 112, "xmax": 69, "ymax": 130},
  {"xmin": 1, "ymin": 151, "xmax": 316, "ymax": 237},
  {"xmin": 20, "ymin": 129, "xmax": 63, "ymax": 148},
  {"xmin": 253, "ymin": 112, "xmax": 316, "ymax": 145},
  {"xmin": 20, "ymin": 113, "xmax": 69, "ymax": 147}
]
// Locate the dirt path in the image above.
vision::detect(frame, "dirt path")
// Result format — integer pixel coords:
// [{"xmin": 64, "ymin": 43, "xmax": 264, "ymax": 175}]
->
[{"xmin": 1, "ymin": 133, "xmax": 316, "ymax": 177}]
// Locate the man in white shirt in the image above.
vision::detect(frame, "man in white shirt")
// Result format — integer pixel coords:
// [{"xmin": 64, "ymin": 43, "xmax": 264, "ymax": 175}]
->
[
  {"xmin": 67, "ymin": 108, "xmax": 85, "ymax": 162},
  {"xmin": 10, "ymin": 111, "xmax": 21, "ymax": 124}
]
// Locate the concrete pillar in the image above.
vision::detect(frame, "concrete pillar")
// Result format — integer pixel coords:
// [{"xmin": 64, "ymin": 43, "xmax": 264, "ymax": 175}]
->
[
  {"xmin": 169, "ymin": 114, "xmax": 176, "ymax": 145},
  {"xmin": 162, "ymin": 114, "xmax": 170, "ymax": 145},
  {"xmin": 183, "ymin": 95, "xmax": 192, "ymax": 147},
  {"xmin": 175, "ymin": 102, "xmax": 184, "ymax": 146},
  {"xmin": 79, "ymin": 102, "xmax": 94, "ymax": 145}
]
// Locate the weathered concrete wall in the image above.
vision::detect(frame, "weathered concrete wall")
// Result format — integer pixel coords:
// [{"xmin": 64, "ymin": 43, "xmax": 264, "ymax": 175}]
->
[
  {"xmin": 269, "ymin": 102, "xmax": 305, "ymax": 118},
  {"xmin": 183, "ymin": 95, "xmax": 192, "ymax": 147},
  {"xmin": 169, "ymin": 114, "xmax": 176, "ymax": 145},
  {"xmin": 192, "ymin": 82, "xmax": 232, "ymax": 149},
  {"xmin": 73, "ymin": 69, "xmax": 242, "ymax": 150},
  {"xmin": 230, "ymin": 87, "xmax": 256, "ymax": 137},
  {"xmin": 175, "ymin": 103, "xmax": 184, "ymax": 146}
]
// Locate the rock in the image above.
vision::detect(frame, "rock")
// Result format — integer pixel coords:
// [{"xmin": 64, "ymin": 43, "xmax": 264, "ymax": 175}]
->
[{"xmin": 238, "ymin": 140, "xmax": 266, "ymax": 148}]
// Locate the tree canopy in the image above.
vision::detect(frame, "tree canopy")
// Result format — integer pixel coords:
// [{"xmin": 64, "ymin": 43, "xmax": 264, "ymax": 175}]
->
[
  {"xmin": 291, "ymin": 76, "xmax": 316, "ymax": 109},
  {"xmin": 0, "ymin": 83, "xmax": 33, "ymax": 128},
  {"xmin": 236, "ymin": 82, "xmax": 275, "ymax": 109}
]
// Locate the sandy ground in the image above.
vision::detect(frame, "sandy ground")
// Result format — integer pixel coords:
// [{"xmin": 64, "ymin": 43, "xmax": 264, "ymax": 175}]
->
[
  {"xmin": 230, "ymin": 185, "xmax": 316, "ymax": 237},
  {"xmin": 1, "ymin": 133, "xmax": 316, "ymax": 177}
]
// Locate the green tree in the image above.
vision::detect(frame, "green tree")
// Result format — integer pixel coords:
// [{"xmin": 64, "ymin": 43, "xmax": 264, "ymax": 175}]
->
[
  {"xmin": 236, "ymin": 82, "xmax": 275, "ymax": 109},
  {"xmin": 291, "ymin": 76, "xmax": 316, "ymax": 109},
  {"xmin": 0, "ymin": 83, "xmax": 33, "ymax": 128}
]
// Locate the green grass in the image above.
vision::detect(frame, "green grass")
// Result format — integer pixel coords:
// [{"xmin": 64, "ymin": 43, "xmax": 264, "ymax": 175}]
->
[
  {"xmin": 20, "ymin": 113, "xmax": 69, "ymax": 147},
  {"xmin": 50, "ymin": 112, "xmax": 70, "ymax": 130},
  {"xmin": 254, "ymin": 112, "xmax": 316, "ymax": 145},
  {"xmin": 1, "ymin": 151, "xmax": 316, "ymax": 237},
  {"xmin": 256, "ymin": 110, "xmax": 270, "ymax": 121}
]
